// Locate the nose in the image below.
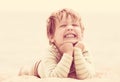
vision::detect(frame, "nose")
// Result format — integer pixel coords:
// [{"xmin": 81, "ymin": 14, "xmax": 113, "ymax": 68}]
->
[{"xmin": 66, "ymin": 25, "xmax": 73, "ymax": 31}]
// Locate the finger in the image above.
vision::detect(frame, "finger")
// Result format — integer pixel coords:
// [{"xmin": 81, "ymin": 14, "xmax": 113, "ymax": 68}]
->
[{"xmin": 73, "ymin": 41, "xmax": 79, "ymax": 46}]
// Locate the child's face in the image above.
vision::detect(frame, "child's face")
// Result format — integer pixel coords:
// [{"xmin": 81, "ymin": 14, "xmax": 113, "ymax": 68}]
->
[{"xmin": 50, "ymin": 15, "xmax": 83, "ymax": 48}]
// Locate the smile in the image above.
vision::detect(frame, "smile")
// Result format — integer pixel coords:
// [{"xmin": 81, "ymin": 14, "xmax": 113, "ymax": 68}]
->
[{"xmin": 64, "ymin": 33, "xmax": 77, "ymax": 38}]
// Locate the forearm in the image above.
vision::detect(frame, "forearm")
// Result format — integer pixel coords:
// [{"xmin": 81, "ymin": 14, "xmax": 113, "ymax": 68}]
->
[
  {"xmin": 43, "ymin": 53, "xmax": 73, "ymax": 78},
  {"xmin": 74, "ymin": 47, "xmax": 95, "ymax": 79}
]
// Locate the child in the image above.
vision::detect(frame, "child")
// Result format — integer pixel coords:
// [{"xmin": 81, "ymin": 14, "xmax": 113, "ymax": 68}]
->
[{"xmin": 19, "ymin": 8, "xmax": 96, "ymax": 80}]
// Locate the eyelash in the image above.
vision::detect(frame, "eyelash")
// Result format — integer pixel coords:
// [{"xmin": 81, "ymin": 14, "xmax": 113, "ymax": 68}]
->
[
  {"xmin": 60, "ymin": 24, "xmax": 67, "ymax": 27},
  {"xmin": 60, "ymin": 24, "xmax": 79, "ymax": 28},
  {"xmin": 72, "ymin": 24, "xmax": 79, "ymax": 26}
]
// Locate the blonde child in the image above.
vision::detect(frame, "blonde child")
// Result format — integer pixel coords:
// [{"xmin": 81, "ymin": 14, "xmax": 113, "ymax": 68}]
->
[{"xmin": 19, "ymin": 8, "xmax": 96, "ymax": 80}]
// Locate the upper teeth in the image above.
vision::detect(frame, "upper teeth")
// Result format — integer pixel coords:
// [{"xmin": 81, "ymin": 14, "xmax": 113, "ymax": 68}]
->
[{"xmin": 65, "ymin": 34, "xmax": 75, "ymax": 38}]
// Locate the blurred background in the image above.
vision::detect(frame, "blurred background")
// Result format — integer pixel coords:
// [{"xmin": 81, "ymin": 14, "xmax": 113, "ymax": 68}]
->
[{"xmin": 0, "ymin": 0, "xmax": 120, "ymax": 76}]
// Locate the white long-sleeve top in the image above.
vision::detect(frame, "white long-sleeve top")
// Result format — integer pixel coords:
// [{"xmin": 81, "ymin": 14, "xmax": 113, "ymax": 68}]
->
[{"xmin": 35, "ymin": 44, "xmax": 95, "ymax": 79}]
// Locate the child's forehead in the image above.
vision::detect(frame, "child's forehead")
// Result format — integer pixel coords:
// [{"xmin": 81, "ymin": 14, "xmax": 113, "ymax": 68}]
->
[
  {"xmin": 61, "ymin": 17, "xmax": 78, "ymax": 23},
  {"xmin": 57, "ymin": 14, "xmax": 80, "ymax": 24},
  {"xmin": 54, "ymin": 10, "xmax": 81, "ymax": 23}
]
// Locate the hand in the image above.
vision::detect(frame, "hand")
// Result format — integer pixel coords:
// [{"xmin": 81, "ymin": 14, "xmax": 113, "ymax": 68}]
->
[
  {"xmin": 74, "ymin": 41, "xmax": 85, "ymax": 52},
  {"xmin": 59, "ymin": 42, "xmax": 74, "ymax": 56}
]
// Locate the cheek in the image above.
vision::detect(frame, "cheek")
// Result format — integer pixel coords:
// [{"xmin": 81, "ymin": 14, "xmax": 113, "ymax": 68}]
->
[
  {"xmin": 76, "ymin": 28, "xmax": 82, "ymax": 34},
  {"xmin": 76, "ymin": 28, "xmax": 83, "ymax": 39},
  {"xmin": 55, "ymin": 29, "xmax": 64, "ymax": 37},
  {"xmin": 54, "ymin": 30, "xmax": 64, "ymax": 41}
]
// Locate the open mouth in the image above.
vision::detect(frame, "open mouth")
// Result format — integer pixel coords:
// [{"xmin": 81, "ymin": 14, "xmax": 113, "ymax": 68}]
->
[
  {"xmin": 63, "ymin": 33, "xmax": 78, "ymax": 44},
  {"xmin": 64, "ymin": 33, "xmax": 77, "ymax": 38}
]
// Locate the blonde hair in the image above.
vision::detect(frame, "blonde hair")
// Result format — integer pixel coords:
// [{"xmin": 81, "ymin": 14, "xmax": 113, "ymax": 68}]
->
[{"xmin": 46, "ymin": 8, "xmax": 84, "ymax": 44}]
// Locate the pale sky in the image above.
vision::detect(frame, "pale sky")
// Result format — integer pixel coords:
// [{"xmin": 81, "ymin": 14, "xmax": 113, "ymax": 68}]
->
[{"xmin": 0, "ymin": 0, "xmax": 120, "ymax": 13}]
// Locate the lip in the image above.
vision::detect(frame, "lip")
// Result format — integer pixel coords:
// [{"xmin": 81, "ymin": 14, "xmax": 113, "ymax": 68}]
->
[{"xmin": 64, "ymin": 33, "xmax": 77, "ymax": 38}]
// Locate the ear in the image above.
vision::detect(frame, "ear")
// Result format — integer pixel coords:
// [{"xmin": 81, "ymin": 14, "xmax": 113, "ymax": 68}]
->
[
  {"xmin": 80, "ymin": 32, "xmax": 84, "ymax": 41},
  {"xmin": 81, "ymin": 32, "xmax": 84, "ymax": 38},
  {"xmin": 81, "ymin": 26, "xmax": 84, "ymax": 37},
  {"xmin": 48, "ymin": 35, "xmax": 54, "ymax": 43}
]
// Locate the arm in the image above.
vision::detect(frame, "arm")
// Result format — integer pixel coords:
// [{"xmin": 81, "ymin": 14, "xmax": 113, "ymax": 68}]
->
[
  {"xmin": 73, "ymin": 43, "xmax": 95, "ymax": 79},
  {"xmin": 42, "ymin": 44, "xmax": 73, "ymax": 78},
  {"xmin": 42, "ymin": 51, "xmax": 73, "ymax": 78}
]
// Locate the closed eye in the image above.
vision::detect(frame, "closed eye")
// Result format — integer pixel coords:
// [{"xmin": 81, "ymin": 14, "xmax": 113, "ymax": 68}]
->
[
  {"xmin": 60, "ymin": 24, "xmax": 67, "ymax": 27},
  {"xmin": 72, "ymin": 24, "xmax": 79, "ymax": 27}
]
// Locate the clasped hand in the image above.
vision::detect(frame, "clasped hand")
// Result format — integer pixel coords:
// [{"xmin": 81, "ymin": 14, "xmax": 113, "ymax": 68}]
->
[{"xmin": 59, "ymin": 41, "xmax": 85, "ymax": 56}]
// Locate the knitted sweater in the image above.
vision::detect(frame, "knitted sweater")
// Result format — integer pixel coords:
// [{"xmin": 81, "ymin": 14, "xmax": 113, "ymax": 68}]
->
[{"xmin": 35, "ymin": 44, "xmax": 95, "ymax": 79}]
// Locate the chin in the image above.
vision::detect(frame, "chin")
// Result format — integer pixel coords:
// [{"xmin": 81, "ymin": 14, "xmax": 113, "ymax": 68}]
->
[{"xmin": 64, "ymin": 40, "xmax": 78, "ymax": 44}]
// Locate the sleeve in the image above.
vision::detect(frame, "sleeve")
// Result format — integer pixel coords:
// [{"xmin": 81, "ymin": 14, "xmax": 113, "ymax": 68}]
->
[
  {"xmin": 42, "ymin": 49, "xmax": 73, "ymax": 78},
  {"xmin": 74, "ymin": 47, "xmax": 96, "ymax": 79}
]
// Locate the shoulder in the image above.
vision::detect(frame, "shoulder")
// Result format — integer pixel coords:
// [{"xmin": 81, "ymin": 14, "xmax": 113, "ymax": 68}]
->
[{"xmin": 42, "ymin": 44, "xmax": 61, "ymax": 61}]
